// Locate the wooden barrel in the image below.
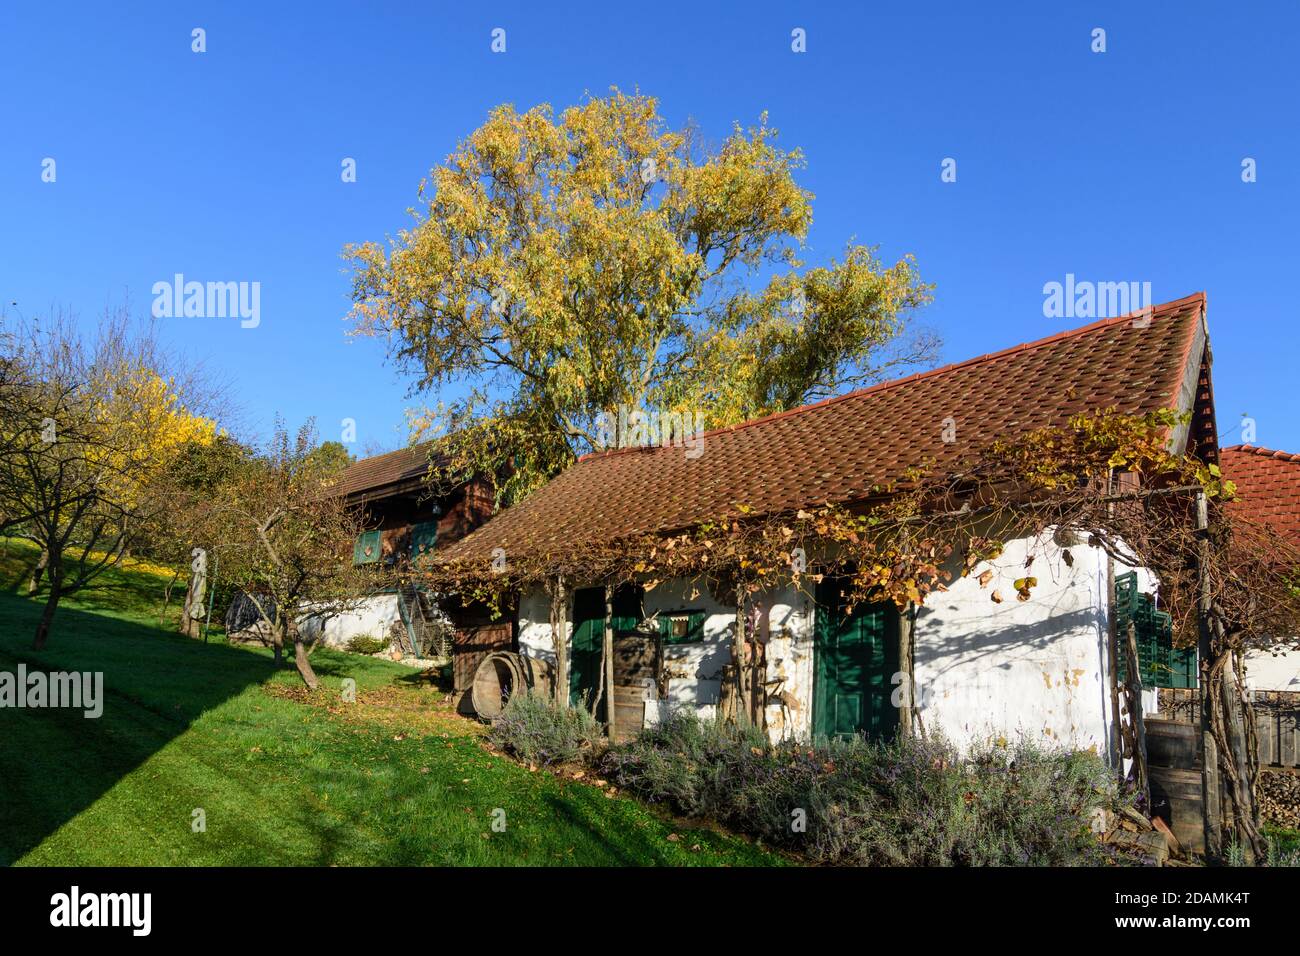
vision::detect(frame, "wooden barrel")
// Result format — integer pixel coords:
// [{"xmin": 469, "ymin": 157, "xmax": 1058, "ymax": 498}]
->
[
  {"xmin": 470, "ymin": 651, "xmax": 553, "ymax": 719},
  {"xmin": 519, "ymin": 655, "xmax": 554, "ymax": 700}
]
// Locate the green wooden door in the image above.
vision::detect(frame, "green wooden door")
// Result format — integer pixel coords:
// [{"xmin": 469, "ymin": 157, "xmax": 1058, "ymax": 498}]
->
[
  {"xmin": 570, "ymin": 587, "xmax": 605, "ymax": 714},
  {"xmin": 813, "ymin": 577, "xmax": 899, "ymax": 741}
]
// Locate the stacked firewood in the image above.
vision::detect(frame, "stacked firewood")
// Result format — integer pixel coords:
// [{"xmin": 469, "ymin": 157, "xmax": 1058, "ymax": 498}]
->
[
  {"xmin": 1096, "ymin": 806, "xmax": 1184, "ymax": 866},
  {"xmin": 1258, "ymin": 769, "xmax": 1300, "ymax": 828}
]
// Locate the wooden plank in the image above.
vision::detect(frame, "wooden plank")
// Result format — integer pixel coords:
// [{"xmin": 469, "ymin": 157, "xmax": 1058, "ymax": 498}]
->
[
  {"xmin": 613, "ymin": 700, "xmax": 644, "ymax": 743},
  {"xmin": 1281, "ymin": 710, "xmax": 1299, "ymax": 768},
  {"xmin": 1257, "ymin": 711, "xmax": 1277, "ymax": 767},
  {"xmin": 613, "ymin": 634, "xmax": 657, "ymax": 684},
  {"xmin": 453, "ymin": 621, "xmax": 512, "ymax": 692},
  {"xmin": 1146, "ymin": 718, "xmax": 1201, "ymax": 770},
  {"xmin": 1150, "ymin": 767, "xmax": 1204, "ymax": 854}
]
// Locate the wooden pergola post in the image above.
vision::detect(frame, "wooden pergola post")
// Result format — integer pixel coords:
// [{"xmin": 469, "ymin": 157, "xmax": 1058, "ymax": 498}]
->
[
  {"xmin": 897, "ymin": 603, "xmax": 915, "ymax": 737},
  {"xmin": 603, "ymin": 584, "xmax": 617, "ymax": 740},
  {"xmin": 733, "ymin": 591, "xmax": 749, "ymax": 724},
  {"xmin": 1123, "ymin": 620, "xmax": 1149, "ymax": 810},
  {"xmin": 550, "ymin": 574, "xmax": 570, "ymax": 708},
  {"xmin": 1196, "ymin": 491, "xmax": 1224, "ymax": 860}
]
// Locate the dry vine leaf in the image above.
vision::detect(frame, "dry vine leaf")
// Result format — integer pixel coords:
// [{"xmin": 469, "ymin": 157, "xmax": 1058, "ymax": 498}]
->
[
  {"xmin": 978, "ymin": 569, "xmax": 994, "ymax": 587},
  {"xmin": 991, "ymin": 590, "xmax": 1004, "ymax": 604}
]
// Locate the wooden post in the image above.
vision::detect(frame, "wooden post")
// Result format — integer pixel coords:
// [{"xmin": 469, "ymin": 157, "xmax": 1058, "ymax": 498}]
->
[
  {"xmin": 1104, "ymin": 469, "xmax": 1124, "ymax": 780},
  {"xmin": 733, "ymin": 587, "xmax": 749, "ymax": 725},
  {"xmin": 898, "ymin": 603, "xmax": 915, "ymax": 737},
  {"xmin": 602, "ymin": 583, "xmax": 617, "ymax": 740},
  {"xmin": 1123, "ymin": 620, "xmax": 1149, "ymax": 810},
  {"xmin": 1106, "ymin": 557, "xmax": 1124, "ymax": 781},
  {"xmin": 1196, "ymin": 491, "xmax": 1224, "ymax": 860},
  {"xmin": 550, "ymin": 575, "xmax": 570, "ymax": 708}
]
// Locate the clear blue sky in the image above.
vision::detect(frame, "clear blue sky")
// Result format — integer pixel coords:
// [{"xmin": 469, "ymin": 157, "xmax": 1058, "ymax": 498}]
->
[{"xmin": 2, "ymin": 1, "xmax": 1297, "ymax": 454}]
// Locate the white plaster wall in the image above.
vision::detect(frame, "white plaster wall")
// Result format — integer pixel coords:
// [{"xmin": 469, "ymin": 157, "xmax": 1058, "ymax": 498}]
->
[
  {"xmin": 913, "ymin": 530, "xmax": 1117, "ymax": 760},
  {"xmin": 298, "ymin": 594, "xmax": 402, "ymax": 650},
  {"xmin": 1245, "ymin": 648, "xmax": 1300, "ymax": 692},
  {"xmin": 518, "ymin": 586, "xmax": 560, "ymax": 665},
  {"xmin": 517, "ymin": 531, "xmax": 1124, "ymax": 756},
  {"xmin": 641, "ymin": 578, "xmax": 732, "ymax": 725},
  {"xmin": 755, "ymin": 581, "xmax": 817, "ymax": 741}
]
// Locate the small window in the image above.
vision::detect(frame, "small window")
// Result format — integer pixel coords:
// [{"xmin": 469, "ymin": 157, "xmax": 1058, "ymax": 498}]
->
[
  {"xmin": 353, "ymin": 529, "xmax": 381, "ymax": 565},
  {"xmin": 659, "ymin": 609, "xmax": 706, "ymax": 645}
]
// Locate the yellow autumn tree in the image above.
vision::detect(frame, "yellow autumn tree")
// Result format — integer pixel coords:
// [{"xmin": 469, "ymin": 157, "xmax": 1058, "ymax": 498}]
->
[
  {"xmin": 346, "ymin": 90, "xmax": 934, "ymax": 503},
  {"xmin": 0, "ymin": 308, "xmax": 220, "ymax": 649}
]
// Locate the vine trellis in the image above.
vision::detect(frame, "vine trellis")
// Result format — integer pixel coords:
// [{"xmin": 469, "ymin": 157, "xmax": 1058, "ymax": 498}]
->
[{"xmin": 424, "ymin": 409, "xmax": 1300, "ymax": 862}]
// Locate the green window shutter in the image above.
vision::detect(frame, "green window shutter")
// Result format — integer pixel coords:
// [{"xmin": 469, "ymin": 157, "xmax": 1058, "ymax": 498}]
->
[
  {"xmin": 354, "ymin": 530, "xmax": 381, "ymax": 565},
  {"xmin": 611, "ymin": 584, "xmax": 643, "ymax": 636},
  {"xmin": 660, "ymin": 609, "xmax": 706, "ymax": 645},
  {"xmin": 410, "ymin": 521, "xmax": 438, "ymax": 560},
  {"xmin": 1115, "ymin": 572, "xmax": 1139, "ymax": 684},
  {"xmin": 1171, "ymin": 645, "xmax": 1198, "ymax": 690}
]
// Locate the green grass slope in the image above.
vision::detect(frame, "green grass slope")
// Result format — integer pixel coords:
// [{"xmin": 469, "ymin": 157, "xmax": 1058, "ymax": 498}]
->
[{"xmin": 0, "ymin": 538, "xmax": 779, "ymax": 866}]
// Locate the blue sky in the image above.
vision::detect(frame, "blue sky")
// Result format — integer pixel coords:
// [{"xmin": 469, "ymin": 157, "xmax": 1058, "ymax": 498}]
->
[{"xmin": 2, "ymin": 1, "xmax": 1296, "ymax": 454}]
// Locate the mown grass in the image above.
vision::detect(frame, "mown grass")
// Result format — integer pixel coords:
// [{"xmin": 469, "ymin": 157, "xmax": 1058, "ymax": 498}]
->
[{"xmin": 0, "ymin": 538, "xmax": 780, "ymax": 866}]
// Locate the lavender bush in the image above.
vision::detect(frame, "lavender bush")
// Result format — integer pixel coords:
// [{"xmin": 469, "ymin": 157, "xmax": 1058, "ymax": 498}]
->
[{"xmin": 599, "ymin": 712, "xmax": 1116, "ymax": 866}]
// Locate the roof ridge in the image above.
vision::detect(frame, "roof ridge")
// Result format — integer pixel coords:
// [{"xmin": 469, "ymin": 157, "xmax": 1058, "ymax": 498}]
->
[
  {"xmin": 577, "ymin": 292, "xmax": 1207, "ymax": 464},
  {"xmin": 1223, "ymin": 444, "xmax": 1300, "ymax": 463}
]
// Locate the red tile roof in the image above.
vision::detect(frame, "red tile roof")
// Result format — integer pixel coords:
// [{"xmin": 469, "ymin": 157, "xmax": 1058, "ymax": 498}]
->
[
  {"xmin": 1221, "ymin": 445, "xmax": 1300, "ymax": 547},
  {"xmin": 334, "ymin": 442, "xmax": 442, "ymax": 502},
  {"xmin": 439, "ymin": 293, "xmax": 1209, "ymax": 564}
]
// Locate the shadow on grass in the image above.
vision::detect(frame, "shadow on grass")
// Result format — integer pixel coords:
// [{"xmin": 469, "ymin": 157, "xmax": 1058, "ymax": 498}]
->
[{"xmin": 0, "ymin": 590, "xmax": 274, "ymax": 865}]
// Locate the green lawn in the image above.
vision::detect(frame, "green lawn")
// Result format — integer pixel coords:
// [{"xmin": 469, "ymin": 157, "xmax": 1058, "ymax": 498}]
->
[{"xmin": 0, "ymin": 538, "xmax": 780, "ymax": 866}]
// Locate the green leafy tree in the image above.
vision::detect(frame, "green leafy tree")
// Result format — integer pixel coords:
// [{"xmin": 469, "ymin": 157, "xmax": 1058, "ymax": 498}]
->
[
  {"xmin": 304, "ymin": 440, "xmax": 354, "ymax": 480},
  {"xmin": 0, "ymin": 309, "xmax": 220, "ymax": 649},
  {"xmin": 346, "ymin": 90, "xmax": 934, "ymax": 503},
  {"xmin": 176, "ymin": 421, "xmax": 370, "ymax": 689}
]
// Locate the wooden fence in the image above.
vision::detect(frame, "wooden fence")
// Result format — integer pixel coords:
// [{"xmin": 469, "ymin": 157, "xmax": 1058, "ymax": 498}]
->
[{"xmin": 1157, "ymin": 688, "xmax": 1300, "ymax": 768}]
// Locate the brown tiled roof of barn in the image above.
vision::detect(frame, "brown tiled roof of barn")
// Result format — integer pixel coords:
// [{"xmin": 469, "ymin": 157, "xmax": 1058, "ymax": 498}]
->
[
  {"xmin": 1221, "ymin": 445, "xmax": 1300, "ymax": 547},
  {"xmin": 333, "ymin": 442, "xmax": 444, "ymax": 502},
  {"xmin": 438, "ymin": 293, "xmax": 1210, "ymax": 564}
]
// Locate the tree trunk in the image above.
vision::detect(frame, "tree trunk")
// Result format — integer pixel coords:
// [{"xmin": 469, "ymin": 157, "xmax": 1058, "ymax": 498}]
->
[
  {"xmin": 271, "ymin": 618, "xmax": 285, "ymax": 666},
  {"xmin": 32, "ymin": 558, "xmax": 62, "ymax": 650},
  {"xmin": 1195, "ymin": 492, "xmax": 1265, "ymax": 863},
  {"xmin": 27, "ymin": 548, "xmax": 49, "ymax": 595},
  {"xmin": 294, "ymin": 632, "xmax": 319, "ymax": 690},
  {"xmin": 179, "ymin": 578, "xmax": 196, "ymax": 637},
  {"xmin": 1196, "ymin": 492, "xmax": 1224, "ymax": 861},
  {"xmin": 158, "ymin": 569, "xmax": 181, "ymax": 627},
  {"xmin": 1211, "ymin": 648, "xmax": 1266, "ymax": 863}
]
